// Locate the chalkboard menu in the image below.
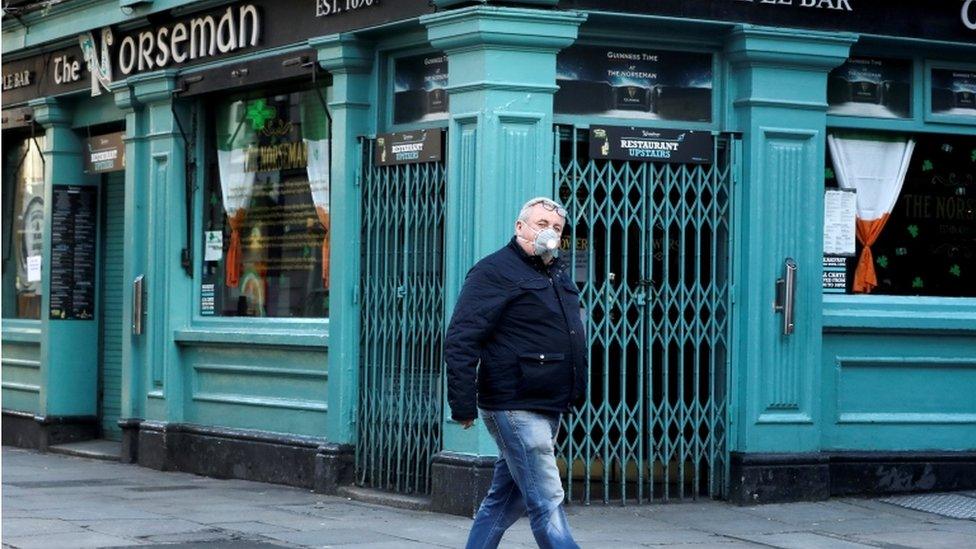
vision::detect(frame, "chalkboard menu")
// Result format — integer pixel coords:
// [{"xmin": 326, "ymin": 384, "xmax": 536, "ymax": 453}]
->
[{"xmin": 49, "ymin": 185, "xmax": 97, "ymax": 320}]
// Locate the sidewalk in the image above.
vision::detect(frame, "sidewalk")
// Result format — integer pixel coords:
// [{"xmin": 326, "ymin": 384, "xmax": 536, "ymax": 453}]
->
[{"xmin": 2, "ymin": 447, "xmax": 974, "ymax": 549}]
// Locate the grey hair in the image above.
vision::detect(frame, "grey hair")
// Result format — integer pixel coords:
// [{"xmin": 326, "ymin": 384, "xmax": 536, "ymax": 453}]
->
[{"xmin": 516, "ymin": 196, "xmax": 566, "ymax": 224}]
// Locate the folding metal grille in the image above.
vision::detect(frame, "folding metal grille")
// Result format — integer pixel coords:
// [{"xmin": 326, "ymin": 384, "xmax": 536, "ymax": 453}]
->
[
  {"xmin": 357, "ymin": 138, "xmax": 446, "ymax": 495},
  {"xmin": 554, "ymin": 125, "xmax": 736, "ymax": 504}
]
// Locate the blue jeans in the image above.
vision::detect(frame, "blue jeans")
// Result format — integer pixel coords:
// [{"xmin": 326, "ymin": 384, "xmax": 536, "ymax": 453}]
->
[{"xmin": 465, "ymin": 410, "xmax": 579, "ymax": 549}]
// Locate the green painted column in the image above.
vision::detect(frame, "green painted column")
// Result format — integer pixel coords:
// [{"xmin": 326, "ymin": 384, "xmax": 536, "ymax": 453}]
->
[
  {"xmin": 421, "ymin": 5, "xmax": 584, "ymax": 515},
  {"xmin": 30, "ymin": 97, "xmax": 100, "ymax": 431},
  {"xmin": 309, "ymin": 35, "xmax": 375, "ymax": 446},
  {"xmin": 725, "ymin": 26, "xmax": 855, "ymax": 502},
  {"xmin": 111, "ymin": 70, "xmax": 190, "ymax": 427}
]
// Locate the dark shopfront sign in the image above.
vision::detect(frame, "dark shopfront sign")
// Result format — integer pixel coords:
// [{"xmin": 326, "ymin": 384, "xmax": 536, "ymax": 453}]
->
[
  {"xmin": 590, "ymin": 125, "xmax": 714, "ymax": 164},
  {"xmin": 84, "ymin": 132, "xmax": 126, "ymax": 174},
  {"xmin": 559, "ymin": 0, "xmax": 976, "ymax": 44},
  {"xmin": 375, "ymin": 130, "xmax": 444, "ymax": 166},
  {"xmin": 1, "ymin": 0, "xmax": 435, "ymax": 105}
]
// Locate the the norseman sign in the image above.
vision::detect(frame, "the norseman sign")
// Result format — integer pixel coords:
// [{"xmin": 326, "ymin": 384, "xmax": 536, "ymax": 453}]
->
[{"xmin": 79, "ymin": 4, "xmax": 261, "ymax": 96}]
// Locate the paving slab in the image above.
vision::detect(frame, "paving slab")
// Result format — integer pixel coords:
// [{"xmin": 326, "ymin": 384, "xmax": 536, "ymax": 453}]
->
[
  {"xmin": 852, "ymin": 529, "xmax": 976, "ymax": 548},
  {"xmin": 1, "ymin": 531, "xmax": 142, "ymax": 548},
  {"xmin": 3, "ymin": 447, "xmax": 975, "ymax": 549},
  {"xmin": 733, "ymin": 531, "xmax": 878, "ymax": 548}
]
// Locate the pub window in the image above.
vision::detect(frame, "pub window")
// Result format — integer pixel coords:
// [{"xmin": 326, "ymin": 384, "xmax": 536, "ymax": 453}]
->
[
  {"xmin": 824, "ymin": 132, "xmax": 976, "ymax": 298},
  {"xmin": 2, "ymin": 136, "xmax": 46, "ymax": 320},
  {"xmin": 201, "ymin": 86, "xmax": 331, "ymax": 318}
]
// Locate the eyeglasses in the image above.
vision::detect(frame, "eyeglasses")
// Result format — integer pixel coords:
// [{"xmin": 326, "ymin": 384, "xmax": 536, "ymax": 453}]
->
[{"xmin": 529, "ymin": 199, "xmax": 568, "ymax": 218}]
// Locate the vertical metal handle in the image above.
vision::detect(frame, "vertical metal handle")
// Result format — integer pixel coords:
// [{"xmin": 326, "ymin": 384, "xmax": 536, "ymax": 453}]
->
[
  {"xmin": 774, "ymin": 258, "xmax": 797, "ymax": 336},
  {"xmin": 132, "ymin": 275, "xmax": 144, "ymax": 335}
]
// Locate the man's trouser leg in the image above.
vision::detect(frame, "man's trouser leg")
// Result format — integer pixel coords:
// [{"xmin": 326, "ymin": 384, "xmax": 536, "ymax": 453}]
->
[{"xmin": 466, "ymin": 409, "xmax": 579, "ymax": 549}]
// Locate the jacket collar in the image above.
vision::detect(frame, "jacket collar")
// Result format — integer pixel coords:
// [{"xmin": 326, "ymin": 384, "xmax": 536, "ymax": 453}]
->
[{"xmin": 508, "ymin": 236, "xmax": 567, "ymax": 276}]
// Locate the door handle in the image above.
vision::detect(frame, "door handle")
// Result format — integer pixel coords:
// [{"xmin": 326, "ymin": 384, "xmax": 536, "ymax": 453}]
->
[
  {"xmin": 132, "ymin": 274, "xmax": 144, "ymax": 335},
  {"xmin": 774, "ymin": 258, "xmax": 797, "ymax": 336}
]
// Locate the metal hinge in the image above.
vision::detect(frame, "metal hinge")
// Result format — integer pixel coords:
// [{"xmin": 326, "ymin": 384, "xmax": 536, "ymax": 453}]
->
[{"xmin": 352, "ymin": 285, "xmax": 360, "ymax": 305}]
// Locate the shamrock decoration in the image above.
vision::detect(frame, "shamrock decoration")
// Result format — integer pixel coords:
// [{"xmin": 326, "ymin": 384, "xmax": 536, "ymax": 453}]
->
[
  {"xmin": 895, "ymin": 247, "xmax": 908, "ymax": 256},
  {"xmin": 922, "ymin": 160, "xmax": 933, "ymax": 172},
  {"xmin": 825, "ymin": 167, "xmax": 835, "ymax": 180},
  {"xmin": 912, "ymin": 277, "xmax": 924, "ymax": 289},
  {"xmin": 907, "ymin": 224, "xmax": 919, "ymax": 238},
  {"xmin": 949, "ymin": 264, "xmax": 962, "ymax": 277},
  {"xmin": 245, "ymin": 99, "xmax": 276, "ymax": 131},
  {"xmin": 971, "ymin": 149, "xmax": 976, "ymax": 163},
  {"xmin": 876, "ymin": 255, "xmax": 889, "ymax": 268}
]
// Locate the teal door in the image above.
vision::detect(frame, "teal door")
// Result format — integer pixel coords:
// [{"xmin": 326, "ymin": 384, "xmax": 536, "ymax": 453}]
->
[{"xmin": 98, "ymin": 171, "xmax": 125, "ymax": 441}]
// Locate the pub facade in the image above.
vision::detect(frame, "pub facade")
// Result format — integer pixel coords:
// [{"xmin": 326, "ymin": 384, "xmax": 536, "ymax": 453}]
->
[{"xmin": 2, "ymin": 0, "xmax": 974, "ymax": 515}]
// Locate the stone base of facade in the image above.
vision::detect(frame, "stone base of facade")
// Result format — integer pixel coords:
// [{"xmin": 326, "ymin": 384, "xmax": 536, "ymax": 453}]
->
[
  {"xmin": 828, "ymin": 452, "xmax": 976, "ymax": 497},
  {"xmin": 430, "ymin": 451, "xmax": 497, "ymax": 517},
  {"xmin": 128, "ymin": 420, "xmax": 349, "ymax": 492},
  {"xmin": 2, "ymin": 409, "xmax": 98, "ymax": 450},
  {"xmin": 729, "ymin": 451, "xmax": 976, "ymax": 504}
]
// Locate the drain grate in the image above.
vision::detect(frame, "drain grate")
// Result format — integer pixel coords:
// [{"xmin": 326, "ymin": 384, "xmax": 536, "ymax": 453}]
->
[{"xmin": 881, "ymin": 493, "xmax": 976, "ymax": 520}]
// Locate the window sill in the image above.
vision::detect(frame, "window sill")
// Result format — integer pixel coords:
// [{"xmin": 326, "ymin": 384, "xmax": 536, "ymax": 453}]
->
[
  {"xmin": 823, "ymin": 294, "xmax": 976, "ymax": 334},
  {"xmin": 174, "ymin": 322, "xmax": 328, "ymax": 349},
  {"xmin": 1, "ymin": 319, "xmax": 42, "ymax": 343}
]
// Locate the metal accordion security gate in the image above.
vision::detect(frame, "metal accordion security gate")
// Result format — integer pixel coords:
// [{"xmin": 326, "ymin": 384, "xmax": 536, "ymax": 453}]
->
[
  {"xmin": 356, "ymin": 137, "xmax": 446, "ymax": 495},
  {"xmin": 554, "ymin": 125, "xmax": 737, "ymax": 504}
]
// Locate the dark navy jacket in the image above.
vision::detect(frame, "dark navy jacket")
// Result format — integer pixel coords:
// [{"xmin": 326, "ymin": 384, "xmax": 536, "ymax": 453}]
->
[{"xmin": 445, "ymin": 237, "xmax": 588, "ymax": 422}]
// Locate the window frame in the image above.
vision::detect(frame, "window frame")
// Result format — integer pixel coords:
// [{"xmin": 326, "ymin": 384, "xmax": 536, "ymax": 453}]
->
[
  {"xmin": 187, "ymin": 82, "xmax": 332, "ymax": 343},
  {"xmin": 823, "ymin": 44, "xmax": 976, "ymax": 332}
]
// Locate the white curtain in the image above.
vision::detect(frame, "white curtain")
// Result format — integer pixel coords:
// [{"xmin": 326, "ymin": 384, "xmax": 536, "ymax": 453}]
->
[
  {"xmin": 827, "ymin": 134, "xmax": 915, "ymax": 293},
  {"xmin": 217, "ymin": 100, "xmax": 257, "ymax": 288},
  {"xmin": 827, "ymin": 135, "xmax": 915, "ymax": 222},
  {"xmin": 302, "ymin": 90, "xmax": 331, "ymax": 288}
]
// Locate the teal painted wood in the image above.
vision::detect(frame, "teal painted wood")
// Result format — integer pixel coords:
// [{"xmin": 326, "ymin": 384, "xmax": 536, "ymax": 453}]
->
[
  {"xmin": 182, "ymin": 342, "xmax": 328, "ymax": 437},
  {"xmin": 312, "ymin": 35, "xmax": 375, "ymax": 446},
  {"xmin": 822, "ymin": 332, "xmax": 976, "ymax": 451},
  {"xmin": 555, "ymin": 126, "xmax": 734, "ymax": 503},
  {"xmin": 98, "ymin": 171, "xmax": 125, "ymax": 441},
  {"xmin": 423, "ymin": 4, "xmax": 586, "ymax": 459},
  {"xmin": 30, "ymin": 97, "xmax": 101, "ymax": 418},
  {"xmin": 1, "ymin": 340, "xmax": 42, "ymax": 413},
  {"xmin": 725, "ymin": 27, "xmax": 856, "ymax": 454},
  {"xmin": 357, "ymin": 138, "xmax": 446, "ymax": 496}
]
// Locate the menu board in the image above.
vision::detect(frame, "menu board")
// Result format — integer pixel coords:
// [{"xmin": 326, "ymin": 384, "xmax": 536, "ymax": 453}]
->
[
  {"xmin": 49, "ymin": 185, "xmax": 97, "ymax": 320},
  {"xmin": 823, "ymin": 189, "xmax": 857, "ymax": 256},
  {"xmin": 822, "ymin": 256, "xmax": 848, "ymax": 294}
]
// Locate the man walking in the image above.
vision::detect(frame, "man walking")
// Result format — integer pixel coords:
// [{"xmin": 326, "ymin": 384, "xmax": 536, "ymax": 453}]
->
[{"xmin": 445, "ymin": 197, "xmax": 588, "ymax": 549}]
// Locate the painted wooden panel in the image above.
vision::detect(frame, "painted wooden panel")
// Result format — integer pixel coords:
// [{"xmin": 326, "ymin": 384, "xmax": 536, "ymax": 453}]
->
[
  {"xmin": 823, "ymin": 333, "xmax": 976, "ymax": 451},
  {"xmin": 1, "ymin": 340, "xmax": 41, "ymax": 413},
  {"xmin": 182, "ymin": 343, "xmax": 328, "ymax": 437},
  {"xmin": 754, "ymin": 128, "xmax": 820, "ymax": 426}
]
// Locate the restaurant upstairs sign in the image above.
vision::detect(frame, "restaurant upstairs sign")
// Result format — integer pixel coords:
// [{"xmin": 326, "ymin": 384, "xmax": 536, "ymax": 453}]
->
[{"xmin": 80, "ymin": 4, "xmax": 261, "ymax": 96}]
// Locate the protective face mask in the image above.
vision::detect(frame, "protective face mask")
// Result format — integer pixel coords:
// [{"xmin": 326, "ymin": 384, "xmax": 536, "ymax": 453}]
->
[{"xmin": 519, "ymin": 224, "xmax": 560, "ymax": 260}]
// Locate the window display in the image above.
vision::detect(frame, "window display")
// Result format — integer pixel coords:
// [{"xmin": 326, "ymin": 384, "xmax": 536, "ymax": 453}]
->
[
  {"xmin": 2, "ymin": 137, "xmax": 46, "ymax": 319},
  {"xmin": 825, "ymin": 133, "xmax": 976, "ymax": 297},
  {"xmin": 202, "ymin": 88, "xmax": 330, "ymax": 317}
]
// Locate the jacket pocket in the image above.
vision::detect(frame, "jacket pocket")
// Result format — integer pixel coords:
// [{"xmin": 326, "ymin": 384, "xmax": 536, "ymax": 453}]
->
[{"xmin": 517, "ymin": 352, "xmax": 569, "ymax": 398}]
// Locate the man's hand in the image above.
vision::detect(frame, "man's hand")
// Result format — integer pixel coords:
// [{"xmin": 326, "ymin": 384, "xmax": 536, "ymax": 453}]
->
[{"xmin": 460, "ymin": 419, "xmax": 475, "ymax": 429}]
